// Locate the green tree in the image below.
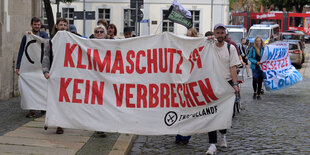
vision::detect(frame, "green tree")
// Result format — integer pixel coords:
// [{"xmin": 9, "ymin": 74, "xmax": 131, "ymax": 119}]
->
[
  {"xmin": 262, "ymin": 0, "xmax": 310, "ymax": 13},
  {"xmin": 42, "ymin": 0, "xmax": 75, "ymax": 37},
  {"xmin": 230, "ymin": 0, "xmax": 262, "ymax": 12}
]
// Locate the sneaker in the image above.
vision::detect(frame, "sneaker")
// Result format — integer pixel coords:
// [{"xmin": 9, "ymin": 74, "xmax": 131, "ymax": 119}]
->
[
  {"xmin": 175, "ymin": 135, "xmax": 182, "ymax": 144},
  {"xmin": 56, "ymin": 127, "xmax": 64, "ymax": 134},
  {"xmin": 181, "ymin": 140, "xmax": 189, "ymax": 145},
  {"xmin": 96, "ymin": 131, "xmax": 107, "ymax": 137},
  {"xmin": 25, "ymin": 110, "xmax": 35, "ymax": 118},
  {"xmin": 206, "ymin": 144, "xmax": 217, "ymax": 155},
  {"xmin": 257, "ymin": 95, "xmax": 262, "ymax": 100},
  {"xmin": 253, "ymin": 93, "xmax": 257, "ymax": 99},
  {"xmin": 219, "ymin": 134, "xmax": 227, "ymax": 148},
  {"xmin": 261, "ymin": 89, "xmax": 264, "ymax": 95}
]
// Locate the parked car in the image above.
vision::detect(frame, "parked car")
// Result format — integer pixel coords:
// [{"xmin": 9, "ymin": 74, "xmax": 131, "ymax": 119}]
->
[
  {"xmin": 276, "ymin": 40, "xmax": 304, "ymax": 69},
  {"xmin": 284, "ymin": 30, "xmax": 310, "ymax": 43},
  {"xmin": 282, "ymin": 39, "xmax": 305, "ymax": 63},
  {"xmin": 280, "ymin": 32, "xmax": 305, "ymax": 48}
]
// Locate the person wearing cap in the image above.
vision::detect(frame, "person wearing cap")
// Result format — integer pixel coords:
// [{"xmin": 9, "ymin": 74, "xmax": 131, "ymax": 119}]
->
[
  {"xmin": 205, "ymin": 23, "xmax": 240, "ymax": 155},
  {"xmin": 69, "ymin": 25, "xmax": 82, "ymax": 37},
  {"xmin": 123, "ymin": 27, "xmax": 134, "ymax": 38}
]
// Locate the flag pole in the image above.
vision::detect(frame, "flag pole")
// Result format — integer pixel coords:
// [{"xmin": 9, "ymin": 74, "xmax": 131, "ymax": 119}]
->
[{"xmin": 155, "ymin": 21, "xmax": 162, "ymax": 34}]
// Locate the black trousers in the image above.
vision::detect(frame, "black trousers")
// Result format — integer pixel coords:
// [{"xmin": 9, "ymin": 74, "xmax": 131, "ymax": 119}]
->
[
  {"xmin": 208, "ymin": 129, "xmax": 227, "ymax": 143},
  {"xmin": 208, "ymin": 80, "xmax": 233, "ymax": 143}
]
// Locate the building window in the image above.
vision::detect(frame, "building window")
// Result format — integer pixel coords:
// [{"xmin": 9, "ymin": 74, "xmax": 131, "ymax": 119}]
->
[
  {"xmin": 190, "ymin": 10, "xmax": 200, "ymax": 32},
  {"xmin": 124, "ymin": 9, "xmax": 136, "ymax": 34},
  {"xmin": 62, "ymin": 8, "xmax": 74, "ymax": 25},
  {"xmin": 162, "ymin": 10, "xmax": 174, "ymax": 32},
  {"xmin": 98, "ymin": 8, "xmax": 110, "ymax": 25}
]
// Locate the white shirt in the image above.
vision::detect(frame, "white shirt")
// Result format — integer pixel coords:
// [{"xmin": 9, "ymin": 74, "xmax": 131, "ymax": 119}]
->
[{"xmin": 213, "ymin": 42, "xmax": 241, "ymax": 81}]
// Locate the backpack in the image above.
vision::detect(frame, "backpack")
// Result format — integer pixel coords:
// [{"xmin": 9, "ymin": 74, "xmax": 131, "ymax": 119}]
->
[{"xmin": 227, "ymin": 43, "xmax": 231, "ymax": 54}]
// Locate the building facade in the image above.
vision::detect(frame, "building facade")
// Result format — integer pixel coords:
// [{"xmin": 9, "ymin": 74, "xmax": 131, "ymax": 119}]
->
[
  {"xmin": 0, "ymin": 0, "xmax": 42, "ymax": 99},
  {"xmin": 45, "ymin": 0, "xmax": 229, "ymax": 37},
  {"xmin": 0, "ymin": 0, "xmax": 229, "ymax": 100}
]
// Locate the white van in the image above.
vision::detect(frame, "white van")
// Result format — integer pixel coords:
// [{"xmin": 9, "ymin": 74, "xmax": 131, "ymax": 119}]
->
[
  {"xmin": 247, "ymin": 24, "xmax": 280, "ymax": 45},
  {"xmin": 226, "ymin": 25, "xmax": 247, "ymax": 44}
]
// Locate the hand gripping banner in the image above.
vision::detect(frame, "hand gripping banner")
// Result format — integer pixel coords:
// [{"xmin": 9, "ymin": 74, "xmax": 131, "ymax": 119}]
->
[
  {"xmin": 18, "ymin": 33, "xmax": 49, "ymax": 110},
  {"xmin": 45, "ymin": 31, "xmax": 235, "ymax": 135}
]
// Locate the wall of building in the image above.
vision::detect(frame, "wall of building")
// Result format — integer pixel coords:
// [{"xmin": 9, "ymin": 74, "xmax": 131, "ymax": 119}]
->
[
  {"xmin": 51, "ymin": 0, "xmax": 229, "ymax": 37},
  {"xmin": 0, "ymin": 0, "xmax": 41, "ymax": 99}
]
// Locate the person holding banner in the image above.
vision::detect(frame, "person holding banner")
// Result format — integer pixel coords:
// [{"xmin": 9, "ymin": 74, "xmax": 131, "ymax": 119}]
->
[
  {"xmin": 206, "ymin": 24, "xmax": 240, "ymax": 155},
  {"xmin": 107, "ymin": 24, "xmax": 118, "ymax": 39},
  {"xmin": 16, "ymin": 17, "xmax": 48, "ymax": 118},
  {"xmin": 42, "ymin": 18, "xmax": 69, "ymax": 134},
  {"xmin": 89, "ymin": 19, "xmax": 108, "ymax": 39},
  {"xmin": 92, "ymin": 25, "xmax": 107, "ymax": 39},
  {"xmin": 175, "ymin": 28, "xmax": 199, "ymax": 145},
  {"xmin": 186, "ymin": 28, "xmax": 198, "ymax": 37},
  {"xmin": 123, "ymin": 27, "xmax": 134, "ymax": 38},
  {"xmin": 248, "ymin": 37, "xmax": 265, "ymax": 100}
]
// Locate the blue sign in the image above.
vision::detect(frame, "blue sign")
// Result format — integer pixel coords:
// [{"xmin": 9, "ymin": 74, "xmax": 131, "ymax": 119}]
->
[{"xmin": 140, "ymin": 19, "xmax": 149, "ymax": 23}]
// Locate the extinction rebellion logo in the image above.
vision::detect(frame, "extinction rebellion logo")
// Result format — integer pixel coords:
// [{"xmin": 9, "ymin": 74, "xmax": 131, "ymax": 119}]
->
[{"xmin": 164, "ymin": 106, "xmax": 218, "ymax": 126}]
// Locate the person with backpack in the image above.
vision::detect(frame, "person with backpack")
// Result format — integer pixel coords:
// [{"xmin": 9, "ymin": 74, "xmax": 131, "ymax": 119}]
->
[
  {"xmin": 238, "ymin": 38, "xmax": 251, "ymax": 77},
  {"xmin": 205, "ymin": 23, "xmax": 240, "ymax": 155}
]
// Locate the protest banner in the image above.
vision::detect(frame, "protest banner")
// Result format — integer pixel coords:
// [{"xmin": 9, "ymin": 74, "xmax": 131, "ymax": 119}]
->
[
  {"xmin": 18, "ymin": 33, "xmax": 49, "ymax": 110},
  {"xmin": 260, "ymin": 42, "xmax": 302, "ymax": 91},
  {"xmin": 45, "ymin": 31, "xmax": 235, "ymax": 135}
]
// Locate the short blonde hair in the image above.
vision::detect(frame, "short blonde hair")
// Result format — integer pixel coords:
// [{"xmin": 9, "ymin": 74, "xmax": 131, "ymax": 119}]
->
[{"xmin": 94, "ymin": 25, "xmax": 107, "ymax": 34}]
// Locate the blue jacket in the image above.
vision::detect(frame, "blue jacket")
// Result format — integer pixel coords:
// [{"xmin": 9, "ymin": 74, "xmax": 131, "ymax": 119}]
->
[
  {"xmin": 16, "ymin": 31, "xmax": 48, "ymax": 69},
  {"xmin": 248, "ymin": 47, "xmax": 264, "ymax": 70}
]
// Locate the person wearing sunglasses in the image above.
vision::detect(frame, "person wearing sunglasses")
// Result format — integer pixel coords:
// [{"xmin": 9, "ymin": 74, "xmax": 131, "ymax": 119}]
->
[{"xmin": 93, "ymin": 25, "xmax": 107, "ymax": 39}]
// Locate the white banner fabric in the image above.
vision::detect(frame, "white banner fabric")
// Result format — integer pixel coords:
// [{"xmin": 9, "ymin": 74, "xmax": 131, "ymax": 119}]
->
[
  {"xmin": 18, "ymin": 33, "xmax": 49, "ymax": 110},
  {"xmin": 46, "ymin": 31, "xmax": 235, "ymax": 135}
]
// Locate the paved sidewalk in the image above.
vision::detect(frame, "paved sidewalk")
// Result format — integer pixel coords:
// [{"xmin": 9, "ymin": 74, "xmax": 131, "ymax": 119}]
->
[
  {"xmin": 0, "ymin": 97, "xmax": 136, "ymax": 155},
  {"xmin": 0, "ymin": 116, "xmax": 93, "ymax": 155}
]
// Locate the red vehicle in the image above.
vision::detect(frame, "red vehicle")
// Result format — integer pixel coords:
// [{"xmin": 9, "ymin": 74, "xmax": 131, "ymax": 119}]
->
[{"xmin": 231, "ymin": 12, "xmax": 310, "ymax": 36}]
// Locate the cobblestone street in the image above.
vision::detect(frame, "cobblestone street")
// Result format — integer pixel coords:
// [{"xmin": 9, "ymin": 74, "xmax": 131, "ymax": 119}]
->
[{"xmin": 130, "ymin": 77, "xmax": 310, "ymax": 155}]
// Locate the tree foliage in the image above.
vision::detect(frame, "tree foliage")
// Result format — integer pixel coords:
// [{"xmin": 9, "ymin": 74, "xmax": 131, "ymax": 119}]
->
[
  {"xmin": 262, "ymin": 0, "xmax": 310, "ymax": 13},
  {"xmin": 230, "ymin": 0, "xmax": 262, "ymax": 12}
]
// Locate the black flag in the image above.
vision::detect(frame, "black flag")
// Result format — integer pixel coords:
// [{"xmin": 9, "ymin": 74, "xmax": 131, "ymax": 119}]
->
[{"xmin": 164, "ymin": 0, "xmax": 193, "ymax": 29}]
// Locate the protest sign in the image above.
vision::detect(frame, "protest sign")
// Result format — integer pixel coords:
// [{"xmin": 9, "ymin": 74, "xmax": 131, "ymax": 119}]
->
[
  {"xmin": 18, "ymin": 33, "xmax": 49, "ymax": 110},
  {"xmin": 260, "ymin": 42, "xmax": 302, "ymax": 91},
  {"xmin": 45, "ymin": 31, "xmax": 235, "ymax": 135}
]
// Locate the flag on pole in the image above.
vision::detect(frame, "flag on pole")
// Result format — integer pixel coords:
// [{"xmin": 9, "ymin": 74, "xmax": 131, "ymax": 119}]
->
[{"xmin": 164, "ymin": 0, "xmax": 193, "ymax": 29}]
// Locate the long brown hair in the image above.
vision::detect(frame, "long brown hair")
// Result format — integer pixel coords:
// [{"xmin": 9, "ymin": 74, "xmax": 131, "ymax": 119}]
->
[{"xmin": 253, "ymin": 37, "xmax": 265, "ymax": 56}]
